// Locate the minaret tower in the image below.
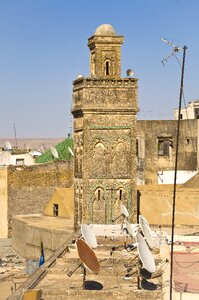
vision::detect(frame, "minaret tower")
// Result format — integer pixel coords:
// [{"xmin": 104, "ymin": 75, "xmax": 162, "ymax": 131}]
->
[{"xmin": 72, "ymin": 24, "xmax": 139, "ymax": 227}]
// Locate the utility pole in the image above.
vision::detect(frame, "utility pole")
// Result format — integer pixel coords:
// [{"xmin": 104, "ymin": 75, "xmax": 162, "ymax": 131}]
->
[
  {"xmin": 13, "ymin": 122, "xmax": 18, "ymax": 149},
  {"xmin": 161, "ymin": 39, "xmax": 187, "ymax": 300}
]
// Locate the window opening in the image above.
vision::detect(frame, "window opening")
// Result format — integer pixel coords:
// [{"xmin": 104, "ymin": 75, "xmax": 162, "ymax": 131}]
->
[
  {"xmin": 119, "ymin": 189, "xmax": 122, "ymax": 201},
  {"xmin": 136, "ymin": 139, "xmax": 139, "ymax": 156},
  {"xmin": 53, "ymin": 204, "xmax": 59, "ymax": 216},
  {"xmin": 158, "ymin": 139, "xmax": 172, "ymax": 156},
  {"xmin": 106, "ymin": 61, "xmax": 110, "ymax": 75},
  {"xmin": 16, "ymin": 159, "xmax": 24, "ymax": 165},
  {"xmin": 97, "ymin": 189, "xmax": 101, "ymax": 201},
  {"xmin": 194, "ymin": 108, "xmax": 199, "ymax": 119}
]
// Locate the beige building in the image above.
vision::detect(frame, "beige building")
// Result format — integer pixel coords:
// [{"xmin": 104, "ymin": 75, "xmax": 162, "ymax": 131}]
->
[
  {"xmin": 137, "ymin": 119, "xmax": 199, "ymax": 185},
  {"xmin": 174, "ymin": 100, "xmax": 199, "ymax": 120},
  {"xmin": 72, "ymin": 24, "xmax": 139, "ymax": 227}
]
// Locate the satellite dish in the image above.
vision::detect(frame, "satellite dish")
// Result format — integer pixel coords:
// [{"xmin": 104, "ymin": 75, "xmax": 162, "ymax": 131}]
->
[
  {"xmin": 68, "ymin": 146, "xmax": 74, "ymax": 157},
  {"xmin": 76, "ymin": 239, "xmax": 100, "ymax": 274},
  {"xmin": 139, "ymin": 215, "xmax": 155, "ymax": 250},
  {"xmin": 5, "ymin": 141, "xmax": 12, "ymax": 151},
  {"xmin": 81, "ymin": 224, "xmax": 98, "ymax": 249},
  {"xmin": 126, "ymin": 69, "xmax": 134, "ymax": 77},
  {"xmin": 40, "ymin": 146, "xmax": 45, "ymax": 153},
  {"xmin": 77, "ymin": 74, "xmax": 83, "ymax": 79},
  {"xmin": 126, "ymin": 220, "xmax": 138, "ymax": 238},
  {"xmin": 136, "ymin": 232, "xmax": 156, "ymax": 273},
  {"xmin": 121, "ymin": 204, "xmax": 129, "ymax": 218},
  {"xmin": 50, "ymin": 146, "xmax": 59, "ymax": 159}
]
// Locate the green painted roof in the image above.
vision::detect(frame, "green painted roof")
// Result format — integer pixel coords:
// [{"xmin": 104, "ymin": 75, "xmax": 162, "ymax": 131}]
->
[{"xmin": 35, "ymin": 137, "xmax": 73, "ymax": 163}]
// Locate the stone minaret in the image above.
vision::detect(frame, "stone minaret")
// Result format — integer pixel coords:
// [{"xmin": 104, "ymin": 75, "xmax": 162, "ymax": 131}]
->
[{"xmin": 72, "ymin": 24, "xmax": 139, "ymax": 228}]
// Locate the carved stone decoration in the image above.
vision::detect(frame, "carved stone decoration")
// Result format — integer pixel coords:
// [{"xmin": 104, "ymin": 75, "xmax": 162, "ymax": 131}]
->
[
  {"xmin": 74, "ymin": 132, "xmax": 83, "ymax": 176},
  {"xmin": 112, "ymin": 141, "xmax": 130, "ymax": 177},
  {"xmin": 92, "ymin": 187, "xmax": 106, "ymax": 223},
  {"xmin": 72, "ymin": 25, "xmax": 138, "ymax": 227},
  {"xmin": 92, "ymin": 142, "xmax": 106, "ymax": 177}
]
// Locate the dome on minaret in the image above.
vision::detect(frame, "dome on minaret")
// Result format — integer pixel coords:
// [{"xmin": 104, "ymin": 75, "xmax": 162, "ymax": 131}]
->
[{"xmin": 95, "ymin": 24, "xmax": 116, "ymax": 36}]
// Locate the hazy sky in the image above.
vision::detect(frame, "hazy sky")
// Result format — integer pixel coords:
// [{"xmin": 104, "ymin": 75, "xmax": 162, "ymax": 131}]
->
[{"xmin": 1, "ymin": 0, "xmax": 199, "ymax": 138}]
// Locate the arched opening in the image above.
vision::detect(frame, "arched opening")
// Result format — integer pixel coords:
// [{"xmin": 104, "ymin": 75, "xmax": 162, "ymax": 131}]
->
[
  {"xmin": 98, "ymin": 189, "xmax": 101, "ymax": 201},
  {"xmin": 119, "ymin": 189, "xmax": 122, "ymax": 201},
  {"xmin": 105, "ymin": 61, "xmax": 110, "ymax": 75}
]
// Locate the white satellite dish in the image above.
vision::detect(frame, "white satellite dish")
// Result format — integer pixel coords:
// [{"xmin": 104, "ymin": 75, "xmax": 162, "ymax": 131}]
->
[
  {"xmin": 50, "ymin": 146, "xmax": 59, "ymax": 159},
  {"xmin": 136, "ymin": 232, "xmax": 156, "ymax": 273},
  {"xmin": 68, "ymin": 146, "xmax": 74, "ymax": 157},
  {"xmin": 121, "ymin": 204, "xmax": 129, "ymax": 218},
  {"xmin": 139, "ymin": 215, "xmax": 155, "ymax": 250},
  {"xmin": 5, "ymin": 141, "xmax": 12, "ymax": 151},
  {"xmin": 126, "ymin": 220, "xmax": 138, "ymax": 238},
  {"xmin": 81, "ymin": 224, "xmax": 98, "ymax": 249}
]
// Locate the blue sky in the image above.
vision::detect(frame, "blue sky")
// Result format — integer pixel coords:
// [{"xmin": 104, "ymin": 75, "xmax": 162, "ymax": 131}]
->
[{"xmin": 1, "ymin": 0, "xmax": 199, "ymax": 138}]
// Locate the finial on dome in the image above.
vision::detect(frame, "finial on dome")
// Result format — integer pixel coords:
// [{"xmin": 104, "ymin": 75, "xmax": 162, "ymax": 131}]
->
[{"xmin": 95, "ymin": 24, "xmax": 116, "ymax": 36}]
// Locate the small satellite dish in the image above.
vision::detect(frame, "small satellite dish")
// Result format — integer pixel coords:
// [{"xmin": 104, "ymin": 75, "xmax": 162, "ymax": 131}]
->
[
  {"xmin": 81, "ymin": 224, "xmax": 98, "ymax": 249},
  {"xmin": 139, "ymin": 215, "xmax": 155, "ymax": 250},
  {"xmin": 5, "ymin": 141, "xmax": 12, "ymax": 151},
  {"xmin": 68, "ymin": 146, "xmax": 74, "ymax": 157},
  {"xmin": 40, "ymin": 146, "xmax": 45, "ymax": 153},
  {"xmin": 126, "ymin": 69, "xmax": 134, "ymax": 77},
  {"xmin": 50, "ymin": 146, "xmax": 58, "ymax": 159},
  {"xmin": 121, "ymin": 204, "xmax": 129, "ymax": 218},
  {"xmin": 77, "ymin": 74, "xmax": 83, "ymax": 79},
  {"xmin": 76, "ymin": 239, "xmax": 100, "ymax": 274},
  {"xmin": 136, "ymin": 232, "xmax": 156, "ymax": 273}
]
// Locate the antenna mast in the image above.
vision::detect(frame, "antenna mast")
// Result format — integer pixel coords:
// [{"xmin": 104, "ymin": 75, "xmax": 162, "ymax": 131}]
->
[
  {"xmin": 161, "ymin": 38, "xmax": 187, "ymax": 300},
  {"xmin": 13, "ymin": 122, "xmax": 18, "ymax": 149}
]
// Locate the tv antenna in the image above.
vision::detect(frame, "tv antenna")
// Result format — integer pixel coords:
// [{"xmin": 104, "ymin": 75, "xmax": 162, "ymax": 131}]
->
[
  {"xmin": 160, "ymin": 38, "xmax": 185, "ymax": 66},
  {"xmin": 161, "ymin": 38, "xmax": 187, "ymax": 300}
]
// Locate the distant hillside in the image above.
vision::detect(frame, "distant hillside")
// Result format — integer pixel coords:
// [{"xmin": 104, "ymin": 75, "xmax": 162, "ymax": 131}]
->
[
  {"xmin": 35, "ymin": 137, "xmax": 73, "ymax": 163},
  {"xmin": 0, "ymin": 138, "xmax": 65, "ymax": 151}
]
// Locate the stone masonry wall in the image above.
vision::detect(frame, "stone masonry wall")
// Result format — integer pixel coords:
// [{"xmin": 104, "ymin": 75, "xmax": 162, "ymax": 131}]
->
[
  {"xmin": 137, "ymin": 120, "xmax": 198, "ymax": 184},
  {"xmin": 7, "ymin": 161, "xmax": 73, "ymax": 236}
]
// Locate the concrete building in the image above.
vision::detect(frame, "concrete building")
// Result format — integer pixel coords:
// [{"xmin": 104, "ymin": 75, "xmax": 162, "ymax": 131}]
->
[
  {"xmin": 174, "ymin": 100, "xmax": 199, "ymax": 120},
  {"xmin": 72, "ymin": 24, "xmax": 139, "ymax": 227},
  {"xmin": 0, "ymin": 150, "xmax": 36, "ymax": 166},
  {"xmin": 137, "ymin": 119, "xmax": 199, "ymax": 185}
]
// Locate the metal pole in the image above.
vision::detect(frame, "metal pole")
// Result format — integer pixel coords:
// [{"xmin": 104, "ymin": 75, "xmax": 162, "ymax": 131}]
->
[
  {"xmin": 13, "ymin": 122, "xmax": 18, "ymax": 149},
  {"xmin": 170, "ymin": 45, "xmax": 187, "ymax": 300}
]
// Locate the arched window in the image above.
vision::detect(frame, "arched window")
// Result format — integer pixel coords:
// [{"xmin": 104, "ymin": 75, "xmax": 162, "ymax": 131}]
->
[
  {"xmin": 119, "ymin": 189, "xmax": 123, "ymax": 201},
  {"xmin": 98, "ymin": 189, "xmax": 101, "ymax": 201},
  {"xmin": 105, "ymin": 61, "xmax": 110, "ymax": 75}
]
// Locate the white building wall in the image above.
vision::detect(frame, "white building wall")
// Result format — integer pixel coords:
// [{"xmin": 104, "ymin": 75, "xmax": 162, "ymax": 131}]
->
[
  {"xmin": 157, "ymin": 170, "xmax": 197, "ymax": 184},
  {"xmin": 174, "ymin": 100, "xmax": 199, "ymax": 120}
]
